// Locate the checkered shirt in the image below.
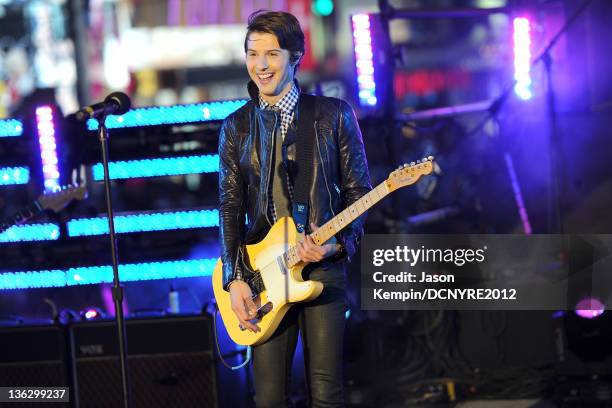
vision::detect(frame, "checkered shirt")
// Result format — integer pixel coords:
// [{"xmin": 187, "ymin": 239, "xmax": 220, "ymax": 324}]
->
[
  {"xmin": 259, "ymin": 82, "xmax": 299, "ymax": 141},
  {"xmin": 260, "ymin": 83, "xmax": 299, "ymax": 222}
]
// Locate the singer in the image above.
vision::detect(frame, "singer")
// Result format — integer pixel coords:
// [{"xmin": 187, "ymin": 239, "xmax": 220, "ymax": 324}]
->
[{"xmin": 218, "ymin": 10, "xmax": 371, "ymax": 407}]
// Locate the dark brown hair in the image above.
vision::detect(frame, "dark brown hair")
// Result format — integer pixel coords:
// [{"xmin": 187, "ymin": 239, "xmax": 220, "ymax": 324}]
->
[{"xmin": 244, "ymin": 10, "xmax": 305, "ymax": 70}]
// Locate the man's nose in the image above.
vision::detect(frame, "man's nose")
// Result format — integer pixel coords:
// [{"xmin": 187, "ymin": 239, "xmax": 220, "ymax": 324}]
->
[{"xmin": 255, "ymin": 56, "xmax": 269, "ymax": 70}]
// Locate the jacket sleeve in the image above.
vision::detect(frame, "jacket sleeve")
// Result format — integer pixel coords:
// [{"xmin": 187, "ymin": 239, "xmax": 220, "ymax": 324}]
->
[
  {"xmin": 336, "ymin": 100, "xmax": 372, "ymax": 261},
  {"xmin": 218, "ymin": 116, "xmax": 246, "ymax": 291}
]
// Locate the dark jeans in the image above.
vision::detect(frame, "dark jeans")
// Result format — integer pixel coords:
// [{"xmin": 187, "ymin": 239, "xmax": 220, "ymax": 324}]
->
[{"xmin": 252, "ymin": 263, "xmax": 347, "ymax": 408}]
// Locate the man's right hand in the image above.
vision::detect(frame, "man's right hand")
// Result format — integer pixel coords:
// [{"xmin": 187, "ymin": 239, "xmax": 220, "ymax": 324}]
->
[{"xmin": 229, "ymin": 280, "xmax": 260, "ymax": 332}]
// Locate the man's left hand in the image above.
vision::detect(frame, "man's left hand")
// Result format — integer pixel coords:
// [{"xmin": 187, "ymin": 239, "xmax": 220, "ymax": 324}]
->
[{"xmin": 296, "ymin": 223, "xmax": 337, "ymax": 264}]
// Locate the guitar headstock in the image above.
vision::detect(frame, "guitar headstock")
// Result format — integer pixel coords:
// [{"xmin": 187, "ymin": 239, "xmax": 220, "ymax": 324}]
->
[
  {"xmin": 38, "ymin": 185, "xmax": 88, "ymax": 213},
  {"xmin": 386, "ymin": 156, "xmax": 435, "ymax": 192}
]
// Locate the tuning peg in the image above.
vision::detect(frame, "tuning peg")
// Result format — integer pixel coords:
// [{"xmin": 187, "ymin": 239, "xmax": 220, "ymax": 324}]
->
[
  {"xmin": 410, "ymin": 161, "xmax": 415, "ymax": 166},
  {"xmin": 416, "ymin": 160, "xmax": 421, "ymax": 164},
  {"xmin": 422, "ymin": 157, "xmax": 427, "ymax": 162},
  {"xmin": 428, "ymin": 156, "xmax": 434, "ymax": 161}
]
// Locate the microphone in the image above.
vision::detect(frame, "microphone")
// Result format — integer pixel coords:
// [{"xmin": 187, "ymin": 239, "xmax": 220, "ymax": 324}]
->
[{"xmin": 75, "ymin": 92, "xmax": 131, "ymax": 121}]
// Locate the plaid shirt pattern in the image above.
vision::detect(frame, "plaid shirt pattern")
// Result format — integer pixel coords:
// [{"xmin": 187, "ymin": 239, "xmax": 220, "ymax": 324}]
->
[{"xmin": 260, "ymin": 84, "xmax": 299, "ymax": 222}]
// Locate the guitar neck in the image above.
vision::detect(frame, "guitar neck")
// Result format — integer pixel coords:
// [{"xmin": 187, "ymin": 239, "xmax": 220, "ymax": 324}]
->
[
  {"xmin": 0, "ymin": 201, "xmax": 42, "ymax": 233},
  {"xmin": 286, "ymin": 181, "xmax": 390, "ymax": 268}
]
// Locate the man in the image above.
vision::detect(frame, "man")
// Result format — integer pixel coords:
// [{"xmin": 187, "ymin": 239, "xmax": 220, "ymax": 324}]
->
[{"xmin": 219, "ymin": 10, "xmax": 371, "ymax": 407}]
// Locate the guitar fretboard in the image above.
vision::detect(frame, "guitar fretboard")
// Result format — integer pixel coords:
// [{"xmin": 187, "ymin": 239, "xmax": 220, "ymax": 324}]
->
[{"xmin": 283, "ymin": 182, "xmax": 390, "ymax": 268}]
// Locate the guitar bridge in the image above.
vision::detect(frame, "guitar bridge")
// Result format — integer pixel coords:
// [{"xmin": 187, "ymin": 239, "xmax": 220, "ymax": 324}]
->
[
  {"xmin": 239, "ymin": 302, "xmax": 273, "ymax": 331},
  {"xmin": 256, "ymin": 301, "xmax": 273, "ymax": 319}
]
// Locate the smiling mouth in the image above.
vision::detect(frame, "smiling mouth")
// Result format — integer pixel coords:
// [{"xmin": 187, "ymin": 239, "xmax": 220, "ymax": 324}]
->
[{"xmin": 257, "ymin": 73, "xmax": 274, "ymax": 83}]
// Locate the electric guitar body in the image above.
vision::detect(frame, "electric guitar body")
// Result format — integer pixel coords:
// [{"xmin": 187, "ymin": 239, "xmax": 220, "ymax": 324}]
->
[
  {"xmin": 213, "ymin": 157, "xmax": 436, "ymax": 346},
  {"xmin": 212, "ymin": 216, "xmax": 322, "ymax": 346}
]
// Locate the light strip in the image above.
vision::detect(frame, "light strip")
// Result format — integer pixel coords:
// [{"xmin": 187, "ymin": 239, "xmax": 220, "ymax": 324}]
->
[
  {"xmin": 0, "ymin": 167, "xmax": 30, "ymax": 185},
  {"xmin": 92, "ymin": 154, "xmax": 219, "ymax": 180},
  {"xmin": 352, "ymin": 14, "xmax": 377, "ymax": 107},
  {"xmin": 86, "ymin": 99, "xmax": 248, "ymax": 130},
  {"xmin": 67, "ymin": 209, "xmax": 219, "ymax": 237},
  {"xmin": 513, "ymin": 17, "xmax": 532, "ymax": 100},
  {"xmin": 0, "ymin": 270, "xmax": 67, "ymax": 290},
  {"xmin": 35, "ymin": 106, "xmax": 61, "ymax": 191},
  {"xmin": 0, "ymin": 258, "xmax": 216, "ymax": 290},
  {"xmin": 0, "ymin": 223, "xmax": 60, "ymax": 243},
  {"xmin": 67, "ymin": 258, "xmax": 217, "ymax": 285},
  {"xmin": 0, "ymin": 119, "xmax": 23, "ymax": 137}
]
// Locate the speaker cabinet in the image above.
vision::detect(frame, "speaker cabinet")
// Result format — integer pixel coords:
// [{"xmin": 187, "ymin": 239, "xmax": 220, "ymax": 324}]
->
[
  {"xmin": 0, "ymin": 323, "xmax": 70, "ymax": 407},
  {"xmin": 70, "ymin": 315, "xmax": 218, "ymax": 408}
]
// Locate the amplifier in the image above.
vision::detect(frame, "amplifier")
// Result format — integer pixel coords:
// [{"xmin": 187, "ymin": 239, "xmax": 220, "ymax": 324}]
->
[
  {"xmin": 0, "ymin": 323, "xmax": 70, "ymax": 407},
  {"xmin": 69, "ymin": 314, "xmax": 218, "ymax": 408}
]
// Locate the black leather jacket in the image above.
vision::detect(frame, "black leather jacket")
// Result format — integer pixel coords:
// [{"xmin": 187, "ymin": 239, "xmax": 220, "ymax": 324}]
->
[{"xmin": 219, "ymin": 81, "xmax": 372, "ymax": 290}]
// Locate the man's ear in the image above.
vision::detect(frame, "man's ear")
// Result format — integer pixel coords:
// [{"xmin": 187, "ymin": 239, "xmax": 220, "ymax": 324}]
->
[{"xmin": 291, "ymin": 52, "xmax": 303, "ymax": 67}]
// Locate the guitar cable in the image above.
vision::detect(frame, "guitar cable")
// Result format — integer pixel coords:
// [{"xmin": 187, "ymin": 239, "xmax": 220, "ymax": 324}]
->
[{"xmin": 212, "ymin": 301, "xmax": 252, "ymax": 370}]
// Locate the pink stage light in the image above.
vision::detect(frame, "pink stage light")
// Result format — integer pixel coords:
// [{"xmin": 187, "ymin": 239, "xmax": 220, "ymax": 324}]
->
[
  {"xmin": 35, "ymin": 106, "xmax": 60, "ymax": 192},
  {"xmin": 513, "ymin": 17, "xmax": 532, "ymax": 100},
  {"xmin": 575, "ymin": 297, "xmax": 605, "ymax": 319},
  {"xmin": 351, "ymin": 14, "xmax": 377, "ymax": 107}
]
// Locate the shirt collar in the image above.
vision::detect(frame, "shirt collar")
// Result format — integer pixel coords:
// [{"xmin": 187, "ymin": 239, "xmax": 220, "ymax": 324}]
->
[{"xmin": 258, "ymin": 82, "xmax": 299, "ymax": 115}]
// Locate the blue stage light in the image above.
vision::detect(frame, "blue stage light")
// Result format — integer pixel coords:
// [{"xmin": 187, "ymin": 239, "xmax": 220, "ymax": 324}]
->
[
  {"xmin": 67, "ymin": 209, "xmax": 219, "ymax": 237},
  {"xmin": 0, "ymin": 270, "xmax": 66, "ymax": 290},
  {"xmin": 67, "ymin": 258, "xmax": 217, "ymax": 285},
  {"xmin": 92, "ymin": 154, "xmax": 219, "ymax": 180},
  {"xmin": 0, "ymin": 258, "xmax": 217, "ymax": 290},
  {"xmin": 312, "ymin": 0, "xmax": 334, "ymax": 16},
  {"xmin": 0, "ymin": 223, "xmax": 60, "ymax": 243},
  {"xmin": 87, "ymin": 100, "xmax": 248, "ymax": 130},
  {"xmin": 0, "ymin": 167, "xmax": 30, "ymax": 185},
  {"xmin": 0, "ymin": 119, "xmax": 23, "ymax": 137}
]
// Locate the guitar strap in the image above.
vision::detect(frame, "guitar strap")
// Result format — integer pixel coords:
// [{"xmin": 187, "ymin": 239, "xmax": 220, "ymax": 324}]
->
[{"xmin": 292, "ymin": 93, "xmax": 319, "ymax": 234}]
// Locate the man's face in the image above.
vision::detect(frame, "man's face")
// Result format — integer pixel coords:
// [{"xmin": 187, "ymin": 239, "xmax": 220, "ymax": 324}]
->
[{"xmin": 246, "ymin": 32, "xmax": 295, "ymax": 103}]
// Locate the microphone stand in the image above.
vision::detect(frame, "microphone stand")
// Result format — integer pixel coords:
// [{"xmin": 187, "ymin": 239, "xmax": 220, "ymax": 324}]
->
[
  {"xmin": 531, "ymin": 0, "xmax": 593, "ymax": 234},
  {"xmin": 97, "ymin": 115, "xmax": 132, "ymax": 408}
]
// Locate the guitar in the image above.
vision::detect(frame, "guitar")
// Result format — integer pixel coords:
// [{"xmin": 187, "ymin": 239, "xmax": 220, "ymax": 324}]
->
[
  {"xmin": 0, "ymin": 185, "xmax": 88, "ymax": 233},
  {"xmin": 212, "ymin": 157, "xmax": 435, "ymax": 346}
]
